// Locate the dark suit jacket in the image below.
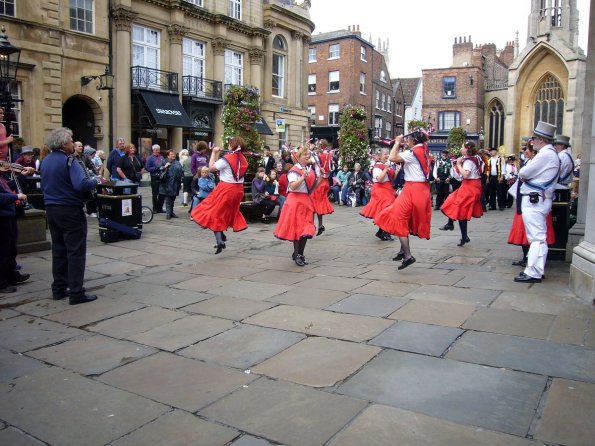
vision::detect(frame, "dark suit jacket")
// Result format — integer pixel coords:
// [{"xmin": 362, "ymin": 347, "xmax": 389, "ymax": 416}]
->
[{"xmin": 263, "ymin": 156, "xmax": 276, "ymax": 174}]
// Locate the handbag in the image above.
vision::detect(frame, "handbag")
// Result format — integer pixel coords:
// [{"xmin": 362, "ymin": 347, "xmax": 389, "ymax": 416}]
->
[{"xmin": 253, "ymin": 192, "xmax": 266, "ymax": 204}]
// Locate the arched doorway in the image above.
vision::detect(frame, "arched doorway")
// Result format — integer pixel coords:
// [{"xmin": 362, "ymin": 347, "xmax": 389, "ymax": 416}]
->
[{"xmin": 62, "ymin": 96, "xmax": 99, "ymax": 148}]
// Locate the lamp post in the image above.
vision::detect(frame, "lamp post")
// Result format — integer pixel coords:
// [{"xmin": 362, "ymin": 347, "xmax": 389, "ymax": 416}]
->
[
  {"xmin": 478, "ymin": 126, "xmax": 485, "ymax": 149},
  {"xmin": 0, "ymin": 26, "xmax": 21, "ymax": 160}
]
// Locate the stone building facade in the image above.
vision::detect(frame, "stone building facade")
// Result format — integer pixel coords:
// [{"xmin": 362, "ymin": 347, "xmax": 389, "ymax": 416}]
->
[
  {"xmin": 307, "ymin": 27, "xmax": 394, "ymax": 147},
  {"xmin": 0, "ymin": 0, "xmax": 313, "ymax": 155}
]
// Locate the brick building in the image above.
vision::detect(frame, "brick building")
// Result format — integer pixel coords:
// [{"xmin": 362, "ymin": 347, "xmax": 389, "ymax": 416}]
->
[{"xmin": 307, "ymin": 27, "xmax": 394, "ymax": 147}]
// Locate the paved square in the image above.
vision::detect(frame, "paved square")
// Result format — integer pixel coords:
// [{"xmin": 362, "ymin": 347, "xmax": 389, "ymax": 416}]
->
[{"xmin": 326, "ymin": 293, "xmax": 408, "ymax": 317}]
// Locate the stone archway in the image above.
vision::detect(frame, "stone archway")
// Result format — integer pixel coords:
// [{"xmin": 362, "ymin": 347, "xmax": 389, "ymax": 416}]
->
[{"xmin": 62, "ymin": 95, "xmax": 103, "ymax": 149}]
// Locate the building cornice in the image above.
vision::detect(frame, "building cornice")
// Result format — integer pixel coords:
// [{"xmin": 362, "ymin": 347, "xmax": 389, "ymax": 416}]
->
[{"xmin": 264, "ymin": 4, "xmax": 315, "ymax": 33}]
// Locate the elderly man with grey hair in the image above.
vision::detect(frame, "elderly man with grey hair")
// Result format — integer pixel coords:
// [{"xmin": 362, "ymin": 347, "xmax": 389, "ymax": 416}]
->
[
  {"xmin": 106, "ymin": 137, "xmax": 126, "ymax": 181},
  {"xmin": 40, "ymin": 127, "xmax": 99, "ymax": 305}
]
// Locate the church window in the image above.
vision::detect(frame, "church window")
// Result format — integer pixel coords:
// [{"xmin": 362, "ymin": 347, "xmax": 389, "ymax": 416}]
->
[
  {"xmin": 488, "ymin": 100, "xmax": 504, "ymax": 149},
  {"xmin": 534, "ymin": 74, "xmax": 564, "ymax": 131}
]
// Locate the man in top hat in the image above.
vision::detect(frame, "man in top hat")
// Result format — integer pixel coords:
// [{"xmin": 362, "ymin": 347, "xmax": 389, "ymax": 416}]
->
[
  {"xmin": 553, "ymin": 135, "xmax": 574, "ymax": 197},
  {"xmin": 514, "ymin": 121, "xmax": 560, "ymax": 283},
  {"xmin": 433, "ymin": 149, "xmax": 452, "ymax": 210}
]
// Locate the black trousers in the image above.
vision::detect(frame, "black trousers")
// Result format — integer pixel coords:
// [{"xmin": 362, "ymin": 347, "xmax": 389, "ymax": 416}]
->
[
  {"xmin": 487, "ymin": 176, "xmax": 506, "ymax": 209},
  {"xmin": 45, "ymin": 205, "xmax": 87, "ymax": 297},
  {"xmin": 0, "ymin": 216, "xmax": 18, "ymax": 288},
  {"xmin": 434, "ymin": 180, "xmax": 450, "ymax": 208},
  {"xmin": 150, "ymin": 176, "xmax": 164, "ymax": 211}
]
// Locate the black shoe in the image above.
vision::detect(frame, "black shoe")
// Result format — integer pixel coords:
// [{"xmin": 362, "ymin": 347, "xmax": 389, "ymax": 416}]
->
[
  {"xmin": 499, "ymin": 208, "xmax": 505, "ymax": 211},
  {"xmin": 69, "ymin": 294, "xmax": 97, "ymax": 305},
  {"xmin": 457, "ymin": 237, "xmax": 471, "ymax": 247},
  {"xmin": 317, "ymin": 225, "xmax": 325, "ymax": 236},
  {"xmin": 382, "ymin": 232, "xmax": 394, "ymax": 241},
  {"xmin": 393, "ymin": 251, "xmax": 404, "ymax": 261},
  {"xmin": 439, "ymin": 224, "xmax": 454, "ymax": 231},
  {"xmin": 292, "ymin": 253, "xmax": 305, "ymax": 266},
  {"xmin": 0, "ymin": 285, "xmax": 17, "ymax": 293},
  {"xmin": 221, "ymin": 233, "xmax": 227, "ymax": 242},
  {"xmin": 215, "ymin": 242, "xmax": 226, "ymax": 254},
  {"xmin": 375, "ymin": 229, "xmax": 384, "ymax": 240},
  {"xmin": 511, "ymin": 258, "xmax": 527, "ymax": 267},
  {"xmin": 489, "ymin": 207, "xmax": 496, "ymax": 211},
  {"xmin": 170, "ymin": 213, "xmax": 178, "ymax": 218},
  {"xmin": 52, "ymin": 290, "xmax": 67, "ymax": 300},
  {"xmin": 434, "ymin": 207, "xmax": 441, "ymax": 211},
  {"xmin": 398, "ymin": 256, "xmax": 416, "ymax": 270},
  {"xmin": 513, "ymin": 272, "xmax": 541, "ymax": 283},
  {"xmin": 166, "ymin": 214, "xmax": 171, "ymax": 220},
  {"xmin": 10, "ymin": 273, "xmax": 30, "ymax": 284}
]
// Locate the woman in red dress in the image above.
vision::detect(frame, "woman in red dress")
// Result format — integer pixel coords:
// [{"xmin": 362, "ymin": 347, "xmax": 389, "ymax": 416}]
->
[
  {"xmin": 440, "ymin": 141, "xmax": 484, "ymax": 247},
  {"xmin": 375, "ymin": 129, "xmax": 432, "ymax": 270},
  {"xmin": 191, "ymin": 136, "xmax": 248, "ymax": 254},
  {"xmin": 360, "ymin": 148, "xmax": 395, "ymax": 241},
  {"xmin": 274, "ymin": 146, "xmax": 321, "ymax": 266},
  {"xmin": 310, "ymin": 139, "xmax": 334, "ymax": 235},
  {"xmin": 507, "ymin": 141, "xmax": 555, "ymax": 266}
]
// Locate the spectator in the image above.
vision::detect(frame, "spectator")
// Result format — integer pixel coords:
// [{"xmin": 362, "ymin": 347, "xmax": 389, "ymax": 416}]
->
[
  {"xmin": 179, "ymin": 148, "xmax": 193, "ymax": 206},
  {"xmin": 348, "ymin": 163, "xmax": 368, "ymax": 206},
  {"xmin": 158, "ymin": 149, "xmax": 183, "ymax": 220},
  {"xmin": 116, "ymin": 144, "xmax": 142, "ymax": 184},
  {"xmin": 331, "ymin": 164, "xmax": 351, "ymax": 205},
  {"xmin": 278, "ymin": 162, "xmax": 292, "ymax": 200},
  {"xmin": 189, "ymin": 166, "xmax": 215, "ymax": 218},
  {"xmin": 106, "ymin": 137, "xmax": 126, "ymax": 181},
  {"xmin": 252, "ymin": 167, "xmax": 276, "ymax": 223},
  {"xmin": 144, "ymin": 144, "xmax": 165, "ymax": 213},
  {"xmin": 191, "ymin": 141, "xmax": 209, "ymax": 176},
  {"xmin": 0, "ymin": 107, "xmax": 13, "ymax": 162},
  {"xmin": 265, "ymin": 168, "xmax": 285, "ymax": 216},
  {"xmin": 262, "ymin": 145, "xmax": 276, "ymax": 174}
]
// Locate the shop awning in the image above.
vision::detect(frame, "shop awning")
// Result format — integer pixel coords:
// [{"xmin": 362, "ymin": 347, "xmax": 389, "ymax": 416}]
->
[
  {"xmin": 139, "ymin": 91, "xmax": 195, "ymax": 128},
  {"xmin": 253, "ymin": 116, "xmax": 274, "ymax": 135}
]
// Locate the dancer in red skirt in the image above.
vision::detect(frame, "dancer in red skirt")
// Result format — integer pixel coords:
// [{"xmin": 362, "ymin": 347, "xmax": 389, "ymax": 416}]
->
[
  {"xmin": 360, "ymin": 148, "xmax": 396, "ymax": 241},
  {"xmin": 310, "ymin": 139, "xmax": 334, "ymax": 235},
  {"xmin": 507, "ymin": 141, "xmax": 555, "ymax": 266},
  {"xmin": 191, "ymin": 136, "xmax": 248, "ymax": 254},
  {"xmin": 375, "ymin": 129, "xmax": 432, "ymax": 270},
  {"xmin": 440, "ymin": 141, "xmax": 484, "ymax": 247},
  {"xmin": 274, "ymin": 146, "xmax": 321, "ymax": 266}
]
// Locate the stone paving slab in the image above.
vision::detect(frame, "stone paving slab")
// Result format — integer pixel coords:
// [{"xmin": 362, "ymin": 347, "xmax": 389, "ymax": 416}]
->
[
  {"xmin": 0, "ymin": 347, "xmax": 47, "ymax": 383},
  {"xmin": 13, "ymin": 298, "xmax": 74, "ymax": 317},
  {"xmin": 326, "ymin": 294, "xmax": 408, "ymax": 317},
  {"xmin": 328, "ymin": 404, "xmax": 540, "ymax": 446},
  {"xmin": 127, "ymin": 315, "xmax": 234, "ymax": 351},
  {"xmin": 28, "ymin": 334, "xmax": 157, "ymax": 375},
  {"xmin": 171, "ymin": 275, "xmax": 235, "ymax": 292},
  {"xmin": 244, "ymin": 305, "xmax": 393, "ymax": 342},
  {"xmin": 306, "ymin": 264, "xmax": 373, "ymax": 278},
  {"xmin": 462, "ymin": 308, "xmax": 556, "ymax": 339},
  {"xmin": 337, "ymin": 350, "xmax": 546, "ymax": 436},
  {"xmin": 490, "ymin": 291, "xmax": 595, "ymax": 317},
  {"xmin": 86, "ymin": 260, "xmax": 147, "ymax": 275},
  {"xmin": 547, "ymin": 315, "xmax": 588, "ymax": 345},
  {"xmin": 99, "ymin": 352, "xmax": 255, "ymax": 412},
  {"xmin": 369, "ymin": 321, "xmax": 463, "ymax": 356},
  {"xmin": 242, "ymin": 269, "xmax": 312, "ymax": 285},
  {"xmin": 87, "ymin": 244, "xmax": 148, "ymax": 259},
  {"xmin": 0, "ymin": 367, "xmax": 168, "ymax": 446},
  {"xmin": 110, "ymin": 409, "xmax": 239, "ymax": 446},
  {"xmin": 0, "ymin": 427, "xmax": 46, "ymax": 446},
  {"xmin": 178, "ymin": 324, "xmax": 304, "ymax": 369},
  {"xmin": 447, "ymin": 331, "xmax": 595, "ymax": 383},
  {"xmin": 388, "ymin": 300, "xmax": 476, "ymax": 327},
  {"xmin": 296, "ymin": 275, "xmax": 371, "ymax": 292},
  {"xmin": 0, "ymin": 307, "xmax": 19, "ymax": 320},
  {"xmin": 252, "ymin": 337, "xmax": 380, "ymax": 387},
  {"xmin": 200, "ymin": 377, "xmax": 367, "ymax": 446},
  {"xmin": 533, "ymin": 378, "xmax": 595, "ymax": 446},
  {"xmin": 231, "ymin": 435, "xmax": 275, "ymax": 446},
  {"xmin": 0, "ymin": 315, "xmax": 85, "ymax": 352},
  {"xmin": 403, "ymin": 284, "xmax": 499, "ymax": 306},
  {"xmin": 183, "ymin": 296, "xmax": 277, "ymax": 321},
  {"xmin": 209, "ymin": 280, "xmax": 292, "ymax": 300},
  {"xmin": 130, "ymin": 270, "xmax": 196, "ymax": 286},
  {"xmin": 454, "ymin": 271, "xmax": 539, "ymax": 292},
  {"xmin": 266, "ymin": 287, "xmax": 348, "ymax": 309},
  {"xmin": 87, "ymin": 306, "xmax": 186, "ymax": 338},
  {"xmin": 351, "ymin": 280, "xmax": 419, "ymax": 298},
  {"xmin": 46, "ymin": 298, "xmax": 145, "ymax": 328},
  {"xmin": 180, "ymin": 262, "xmax": 261, "ymax": 279}
]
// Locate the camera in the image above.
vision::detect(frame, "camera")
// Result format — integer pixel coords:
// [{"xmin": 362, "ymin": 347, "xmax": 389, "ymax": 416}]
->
[{"xmin": 529, "ymin": 192, "xmax": 540, "ymax": 204}]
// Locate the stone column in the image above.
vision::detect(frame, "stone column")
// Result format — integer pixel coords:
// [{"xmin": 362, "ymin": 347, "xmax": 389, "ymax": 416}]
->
[
  {"xmin": 569, "ymin": 3, "xmax": 595, "ymax": 303},
  {"xmin": 168, "ymin": 24, "xmax": 187, "ymax": 151},
  {"xmin": 291, "ymin": 31, "xmax": 303, "ymax": 108},
  {"xmin": 249, "ymin": 48, "xmax": 265, "ymax": 95},
  {"xmin": 112, "ymin": 6, "xmax": 136, "ymax": 146},
  {"xmin": 302, "ymin": 35, "xmax": 311, "ymax": 111},
  {"xmin": 212, "ymin": 37, "xmax": 229, "ymax": 145}
]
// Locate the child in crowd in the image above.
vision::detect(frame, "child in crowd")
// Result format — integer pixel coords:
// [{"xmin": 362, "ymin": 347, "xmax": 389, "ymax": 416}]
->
[{"xmin": 189, "ymin": 166, "xmax": 215, "ymax": 219}]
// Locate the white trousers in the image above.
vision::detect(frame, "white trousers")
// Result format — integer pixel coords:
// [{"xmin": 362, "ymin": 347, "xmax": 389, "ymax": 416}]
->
[{"xmin": 521, "ymin": 195, "xmax": 552, "ymax": 279}]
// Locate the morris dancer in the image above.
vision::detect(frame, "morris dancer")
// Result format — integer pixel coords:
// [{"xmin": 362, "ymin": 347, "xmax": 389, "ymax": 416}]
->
[
  {"xmin": 360, "ymin": 148, "xmax": 395, "ymax": 241},
  {"xmin": 191, "ymin": 136, "xmax": 248, "ymax": 254},
  {"xmin": 274, "ymin": 146, "xmax": 321, "ymax": 266},
  {"xmin": 375, "ymin": 129, "xmax": 432, "ymax": 270},
  {"xmin": 440, "ymin": 141, "xmax": 484, "ymax": 246},
  {"xmin": 310, "ymin": 139, "xmax": 334, "ymax": 235}
]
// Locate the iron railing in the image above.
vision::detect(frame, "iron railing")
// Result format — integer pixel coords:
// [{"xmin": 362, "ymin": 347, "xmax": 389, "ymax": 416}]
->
[
  {"xmin": 182, "ymin": 76, "xmax": 223, "ymax": 103},
  {"xmin": 131, "ymin": 66, "xmax": 178, "ymax": 93}
]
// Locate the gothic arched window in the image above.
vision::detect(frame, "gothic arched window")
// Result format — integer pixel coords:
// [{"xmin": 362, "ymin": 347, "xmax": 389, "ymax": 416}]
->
[
  {"xmin": 534, "ymin": 74, "xmax": 564, "ymax": 131},
  {"xmin": 488, "ymin": 100, "xmax": 505, "ymax": 149}
]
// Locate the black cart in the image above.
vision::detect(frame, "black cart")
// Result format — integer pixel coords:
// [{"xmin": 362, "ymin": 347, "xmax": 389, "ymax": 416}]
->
[{"xmin": 97, "ymin": 184, "xmax": 142, "ymax": 243}]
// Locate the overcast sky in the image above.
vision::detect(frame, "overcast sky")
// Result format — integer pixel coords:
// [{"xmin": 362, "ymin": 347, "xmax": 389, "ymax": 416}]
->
[{"xmin": 308, "ymin": 0, "xmax": 590, "ymax": 79}]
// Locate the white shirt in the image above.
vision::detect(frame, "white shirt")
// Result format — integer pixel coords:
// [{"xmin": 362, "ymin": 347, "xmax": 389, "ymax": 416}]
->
[
  {"xmin": 555, "ymin": 149, "xmax": 574, "ymax": 189},
  {"xmin": 215, "ymin": 157, "xmax": 244, "ymax": 184},
  {"xmin": 490, "ymin": 156, "xmax": 501, "ymax": 176},
  {"xmin": 287, "ymin": 166, "xmax": 309, "ymax": 193},
  {"xmin": 504, "ymin": 163, "xmax": 518, "ymax": 180},
  {"xmin": 400, "ymin": 146, "xmax": 428, "ymax": 182},
  {"xmin": 372, "ymin": 164, "xmax": 391, "ymax": 183},
  {"xmin": 519, "ymin": 144, "xmax": 560, "ymax": 198},
  {"xmin": 462, "ymin": 158, "xmax": 482, "ymax": 179}
]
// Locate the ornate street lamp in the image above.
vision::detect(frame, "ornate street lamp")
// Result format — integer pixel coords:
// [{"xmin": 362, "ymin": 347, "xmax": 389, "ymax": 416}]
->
[
  {"xmin": 478, "ymin": 126, "xmax": 485, "ymax": 149},
  {"xmin": 0, "ymin": 26, "xmax": 21, "ymax": 155},
  {"xmin": 81, "ymin": 66, "xmax": 114, "ymax": 90}
]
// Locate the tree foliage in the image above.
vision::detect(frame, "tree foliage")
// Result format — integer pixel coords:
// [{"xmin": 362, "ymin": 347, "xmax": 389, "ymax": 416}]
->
[
  {"xmin": 338, "ymin": 105, "xmax": 369, "ymax": 168},
  {"xmin": 448, "ymin": 127, "xmax": 466, "ymax": 156},
  {"xmin": 407, "ymin": 119, "xmax": 429, "ymax": 132}
]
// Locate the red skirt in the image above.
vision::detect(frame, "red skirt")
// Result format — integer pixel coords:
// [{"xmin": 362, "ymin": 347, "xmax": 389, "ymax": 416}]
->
[
  {"xmin": 191, "ymin": 181, "xmax": 247, "ymax": 232},
  {"xmin": 311, "ymin": 180, "xmax": 334, "ymax": 215},
  {"xmin": 274, "ymin": 192, "xmax": 316, "ymax": 241},
  {"xmin": 374, "ymin": 181, "xmax": 431, "ymax": 239},
  {"xmin": 508, "ymin": 212, "xmax": 555, "ymax": 246},
  {"xmin": 441, "ymin": 178, "xmax": 483, "ymax": 221},
  {"xmin": 360, "ymin": 182, "xmax": 395, "ymax": 219}
]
